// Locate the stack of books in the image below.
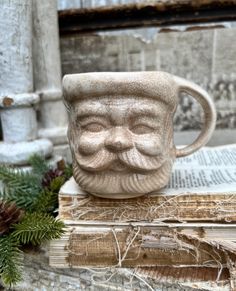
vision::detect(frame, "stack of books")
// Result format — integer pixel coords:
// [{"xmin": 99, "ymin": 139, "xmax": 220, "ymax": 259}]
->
[{"xmin": 50, "ymin": 145, "xmax": 236, "ymax": 276}]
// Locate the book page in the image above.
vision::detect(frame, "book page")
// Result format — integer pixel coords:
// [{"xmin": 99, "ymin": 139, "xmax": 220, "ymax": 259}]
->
[{"xmin": 158, "ymin": 144, "xmax": 236, "ymax": 195}]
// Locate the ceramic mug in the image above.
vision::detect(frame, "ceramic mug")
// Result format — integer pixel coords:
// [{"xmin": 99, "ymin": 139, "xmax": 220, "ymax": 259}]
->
[{"xmin": 63, "ymin": 72, "xmax": 216, "ymax": 199}]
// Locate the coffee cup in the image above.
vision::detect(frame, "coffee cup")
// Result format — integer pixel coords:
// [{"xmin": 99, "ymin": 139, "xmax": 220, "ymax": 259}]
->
[{"xmin": 63, "ymin": 72, "xmax": 216, "ymax": 199}]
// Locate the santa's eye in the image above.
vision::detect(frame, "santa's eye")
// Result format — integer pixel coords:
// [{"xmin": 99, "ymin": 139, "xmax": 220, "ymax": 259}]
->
[
  {"xmin": 82, "ymin": 123, "xmax": 105, "ymax": 132},
  {"xmin": 130, "ymin": 124, "xmax": 155, "ymax": 135}
]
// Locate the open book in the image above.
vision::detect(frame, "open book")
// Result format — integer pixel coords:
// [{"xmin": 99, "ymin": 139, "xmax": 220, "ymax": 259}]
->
[{"xmin": 160, "ymin": 144, "xmax": 236, "ymax": 195}]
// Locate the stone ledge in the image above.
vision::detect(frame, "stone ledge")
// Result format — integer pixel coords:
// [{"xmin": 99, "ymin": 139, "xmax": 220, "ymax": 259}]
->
[
  {"xmin": 0, "ymin": 93, "xmax": 39, "ymax": 108},
  {"xmin": 0, "ymin": 139, "xmax": 53, "ymax": 165},
  {"xmin": 38, "ymin": 127, "xmax": 68, "ymax": 145},
  {"xmin": 7, "ymin": 245, "xmax": 230, "ymax": 291},
  {"xmin": 19, "ymin": 155, "xmax": 64, "ymax": 172}
]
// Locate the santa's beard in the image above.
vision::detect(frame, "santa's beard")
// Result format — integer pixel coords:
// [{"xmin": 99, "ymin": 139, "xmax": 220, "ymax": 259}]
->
[{"xmin": 72, "ymin": 147, "xmax": 175, "ymax": 199}]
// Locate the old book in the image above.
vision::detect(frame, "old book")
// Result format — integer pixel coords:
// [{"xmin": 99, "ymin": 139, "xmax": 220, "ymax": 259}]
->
[
  {"xmin": 50, "ymin": 221, "xmax": 236, "ymax": 268},
  {"xmin": 59, "ymin": 144, "xmax": 236, "ymax": 223}
]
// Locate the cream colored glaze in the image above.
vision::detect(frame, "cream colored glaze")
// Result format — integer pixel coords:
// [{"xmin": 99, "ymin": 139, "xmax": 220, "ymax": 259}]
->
[{"xmin": 63, "ymin": 72, "xmax": 216, "ymax": 199}]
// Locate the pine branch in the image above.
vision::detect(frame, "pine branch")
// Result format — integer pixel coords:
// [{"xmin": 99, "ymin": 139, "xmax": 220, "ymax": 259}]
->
[
  {"xmin": 32, "ymin": 177, "xmax": 65, "ymax": 214},
  {"xmin": 32, "ymin": 190, "xmax": 58, "ymax": 214},
  {"xmin": 49, "ymin": 176, "xmax": 65, "ymax": 192},
  {"xmin": 29, "ymin": 154, "xmax": 50, "ymax": 178},
  {"xmin": 0, "ymin": 165, "xmax": 42, "ymax": 210},
  {"xmin": 0, "ymin": 165, "xmax": 41, "ymax": 194},
  {"xmin": 0, "ymin": 158, "xmax": 70, "ymax": 287},
  {"xmin": 0, "ymin": 187, "xmax": 40, "ymax": 211},
  {"xmin": 0, "ymin": 235, "xmax": 23, "ymax": 287},
  {"xmin": 64, "ymin": 164, "xmax": 73, "ymax": 180},
  {"xmin": 11, "ymin": 212, "xmax": 65, "ymax": 245}
]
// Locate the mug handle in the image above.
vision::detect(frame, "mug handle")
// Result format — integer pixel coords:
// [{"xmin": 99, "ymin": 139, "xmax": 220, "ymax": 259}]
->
[{"xmin": 173, "ymin": 76, "xmax": 217, "ymax": 158}]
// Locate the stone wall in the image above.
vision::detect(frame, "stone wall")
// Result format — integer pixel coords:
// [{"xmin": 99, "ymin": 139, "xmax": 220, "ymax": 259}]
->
[
  {"xmin": 8, "ymin": 245, "xmax": 230, "ymax": 291},
  {"xmin": 58, "ymin": 0, "xmax": 166, "ymax": 10},
  {"xmin": 60, "ymin": 27, "xmax": 236, "ymax": 136}
]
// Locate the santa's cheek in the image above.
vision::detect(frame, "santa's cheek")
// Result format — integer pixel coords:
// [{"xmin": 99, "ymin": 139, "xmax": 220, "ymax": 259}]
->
[
  {"xmin": 78, "ymin": 133, "xmax": 105, "ymax": 155},
  {"xmin": 134, "ymin": 135, "xmax": 163, "ymax": 156}
]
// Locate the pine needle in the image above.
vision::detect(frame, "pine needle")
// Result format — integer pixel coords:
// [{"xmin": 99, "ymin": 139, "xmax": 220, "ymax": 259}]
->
[
  {"xmin": 32, "ymin": 190, "xmax": 59, "ymax": 214},
  {"xmin": 0, "ymin": 156, "xmax": 70, "ymax": 287},
  {"xmin": 0, "ymin": 165, "xmax": 40, "ymax": 191},
  {"xmin": 63, "ymin": 164, "xmax": 73, "ymax": 180},
  {"xmin": 29, "ymin": 154, "xmax": 50, "ymax": 178},
  {"xmin": 0, "ymin": 188, "xmax": 40, "ymax": 210},
  {"xmin": 32, "ymin": 176, "xmax": 65, "ymax": 214},
  {"xmin": 49, "ymin": 176, "xmax": 65, "ymax": 193},
  {"xmin": 11, "ymin": 212, "xmax": 65, "ymax": 245},
  {"xmin": 0, "ymin": 165, "xmax": 42, "ymax": 210},
  {"xmin": 0, "ymin": 235, "xmax": 23, "ymax": 287}
]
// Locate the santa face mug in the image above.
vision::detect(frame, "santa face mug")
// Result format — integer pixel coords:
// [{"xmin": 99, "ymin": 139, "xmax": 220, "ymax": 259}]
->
[{"xmin": 63, "ymin": 72, "xmax": 216, "ymax": 199}]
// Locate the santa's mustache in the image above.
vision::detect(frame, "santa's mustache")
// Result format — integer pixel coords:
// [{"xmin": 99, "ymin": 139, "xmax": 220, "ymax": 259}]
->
[{"xmin": 75, "ymin": 147, "xmax": 165, "ymax": 172}]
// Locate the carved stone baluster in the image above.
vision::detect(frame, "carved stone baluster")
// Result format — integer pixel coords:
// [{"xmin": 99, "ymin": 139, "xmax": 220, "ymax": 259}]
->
[{"xmin": 32, "ymin": 0, "xmax": 69, "ymax": 161}]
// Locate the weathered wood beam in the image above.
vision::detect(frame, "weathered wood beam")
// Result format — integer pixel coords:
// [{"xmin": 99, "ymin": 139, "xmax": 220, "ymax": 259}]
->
[{"xmin": 59, "ymin": 0, "xmax": 236, "ymax": 35}]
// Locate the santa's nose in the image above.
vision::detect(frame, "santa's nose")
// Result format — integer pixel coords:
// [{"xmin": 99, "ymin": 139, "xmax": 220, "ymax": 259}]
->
[{"xmin": 105, "ymin": 127, "xmax": 133, "ymax": 152}]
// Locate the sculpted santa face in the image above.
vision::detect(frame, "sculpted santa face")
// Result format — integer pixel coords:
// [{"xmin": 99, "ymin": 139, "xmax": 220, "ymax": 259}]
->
[
  {"xmin": 64, "ymin": 72, "xmax": 216, "ymax": 199},
  {"xmin": 68, "ymin": 96, "xmax": 176, "ymax": 198}
]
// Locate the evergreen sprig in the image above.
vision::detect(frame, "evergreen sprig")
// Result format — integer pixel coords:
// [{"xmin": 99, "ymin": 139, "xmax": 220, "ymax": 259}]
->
[
  {"xmin": 48, "ymin": 176, "xmax": 65, "ymax": 193},
  {"xmin": 11, "ymin": 212, "xmax": 65, "ymax": 245},
  {"xmin": 0, "ymin": 236, "xmax": 23, "ymax": 286},
  {"xmin": 0, "ymin": 155, "xmax": 71, "ymax": 287},
  {"xmin": 0, "ymin": 187, "xmax": 39, "ymax": 211},
  {"xmin": 63, "ymin": 165, "xmax": 73, "ymax": 180},
  {"xmin": 0, "ymin": 165, "xmax": 41, "ymax": 210},
  {"xmin": 32, "ymin": 190, "xmax": 58, "ymax": 214},
  {"xmin": 0, "ymin": 165, "xmax": 40, "ymax": 191},
  {"xmin": 29, "ymin": 154, "xmax": 50, "ymax": 178},
  {"xmin": 33, "ymin": 176, "xmax": 65, "ymax": 215}
]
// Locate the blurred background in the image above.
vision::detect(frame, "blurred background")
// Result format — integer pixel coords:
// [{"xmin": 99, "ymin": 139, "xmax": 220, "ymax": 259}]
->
[
  {"xmin": 59, "ymin": 0, "xmax": 236, "ymax": 146},
  {"xmin": 0, "ymin": 0, "xmax": 236, "ymax": 165}
]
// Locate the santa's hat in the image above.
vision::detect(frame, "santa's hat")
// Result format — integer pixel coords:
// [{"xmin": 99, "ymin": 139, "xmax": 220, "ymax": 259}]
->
[{"xmin": 62, "ymin": 71, "xmax": 178, "ymax": 111}]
